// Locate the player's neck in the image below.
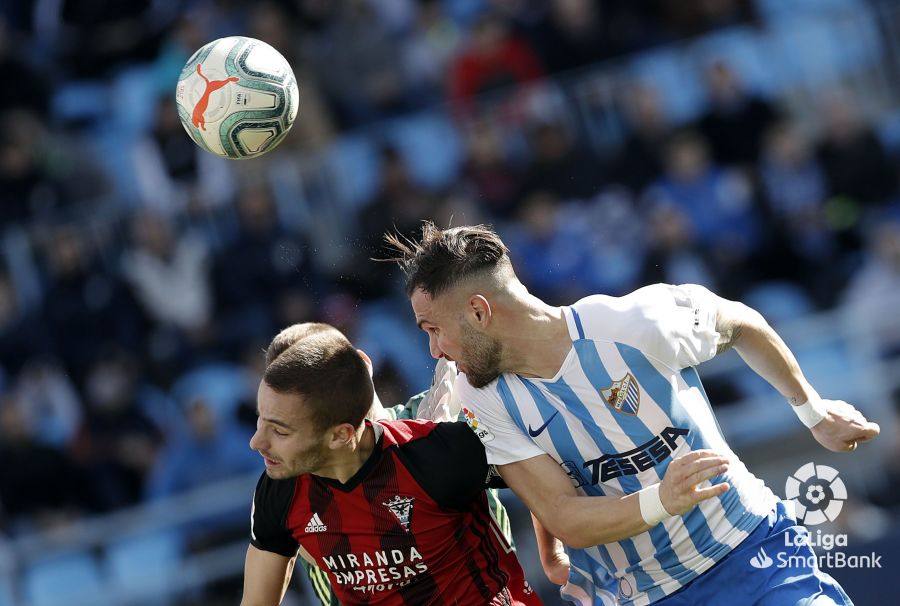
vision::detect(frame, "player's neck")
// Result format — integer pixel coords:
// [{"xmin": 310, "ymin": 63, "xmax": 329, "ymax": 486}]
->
[
  {"xmin": 367, "ymin": 393, "xmax": 389, "ymax": 421},
  {"xmin": 317, "ymin": 424, "xmax": 377, "ymax": 484},
  {"xmin": 499, "ymin": 295, "xmax": 571, "ymax": 379}
]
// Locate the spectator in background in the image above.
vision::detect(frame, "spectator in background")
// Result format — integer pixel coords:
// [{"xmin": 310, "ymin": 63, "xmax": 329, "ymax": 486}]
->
[
  {"xmin": 0, "ymin": 271, "xmax": 49, "ymax": 377},
  {"xmin": 644, "ymin": 131, "xmax": 763, "ymax": 296},
  {"xmin": 38, "ymin": 0, "xmax": 175, "ymax": 79},
  {"xmin": 608, "ymin": 83, "xmax": 672, "ymax": 193},
  {"xmin": 120, "ymin": 211, "xmax": 212, "ymax": 383},
  {"xmin": 131, "ymin": 96, "xmax": 199, "ymax": 213},
  {"xmin": 41, "ymin": 226, "xmax": 145, "ymax": 383},
  {"xmin": 14, "ymin": 359, "xmax": 82, "ymax": 450},
  {"xmin": 355, "ymin": 146, "xmax": 436, "ymax": 298},
  {"xmin": 843, "ymin": 211, "xmax": 900, "ymax": 357},
  {"xmin": 0, "ymin": 397, "xmax": 86, "ymax": 530},
  {"xmin": 640, "ymin": 203, "xmax": 718, "ymax": 288},
  {"xmin": 580, "ymin": 188, "xmax": 646, "ymax": 296},
  {"xmin": 212, "ymin": 185, "xmax": 313, "ymax": 355},
  {"xmin": 404, "ymin": 0, "xmax": 463, "ymax": 105},
  {"xmin": 759, "ymin": 122, "xmax": 844, "ymax": 303},
  {"xmin": 0, "ymin": 18, "xmax": 49, "ymax": 115},
  {"xmin": 462, "ymin": 127, "xmax": 523, "ymax": 218},
  {"xmin": 503, "ymin": 190, "xmax": 588, "ymax": 303},
  {"xmin": 817, "ymin": 91, "xmax": 896, "ymax": 207},
  {"xmin": 696, "ymin": 61, "xmax": 780, "ymax": 166},
  {"xmin": 449, "ymin": 13, "xmax": 544, "ymax": 104},
  {"xmin": 0, "ymin": 110, "xmax": 109, "ymax": 228},
  {"xmin": 658, "ymin": 0, "xmax": 757, "ymax": 38},
  {"xmin": 524, "ymin": 0, "xmax": 610, "ymax": 73},
  {"xmin": 523, "ymin": 120, "xmax": 604, "ymax": 200},
  {"xmin": 145, "ymin": 397, "xmax": 257, "ymax": 500},
  {"xmin": 72, "ymin": 349, "xmax": 161, "ymax": 511},
  {"xmin": 306, "ymin": 0, "xmax": 410, "ymax": 126},
  {"xmin": 0, "ymin": 110, "xmax": 60, "ymax": 229},
  {"xmin": 121, "ymin": 210, "xmax": 211, "ymax": 333}
]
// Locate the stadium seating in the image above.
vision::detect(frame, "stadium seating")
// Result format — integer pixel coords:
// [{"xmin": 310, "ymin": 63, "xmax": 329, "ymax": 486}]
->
[
  {"xmin": 23, "ymin": 552, "xmax": 105, "ymax": 606},
  {"xmin": 105, "ymin": 530, "xmax": 184, "ymax": 601}
]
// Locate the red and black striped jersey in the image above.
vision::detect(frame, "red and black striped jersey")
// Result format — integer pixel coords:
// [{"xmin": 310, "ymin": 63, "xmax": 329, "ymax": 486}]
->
[{"xmin": 250, "ymin": 419, "xmax": 542, "ymax": 606}]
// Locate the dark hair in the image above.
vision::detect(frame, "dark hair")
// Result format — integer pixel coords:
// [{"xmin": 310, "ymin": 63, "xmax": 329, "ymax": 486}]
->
[
  {"xmin": 384, "ymin": 221, "xmax": 511, "ymax": 297},
  {"xmin": 263, "ymin": 323, "xmax": 374, "ymax": 432}
]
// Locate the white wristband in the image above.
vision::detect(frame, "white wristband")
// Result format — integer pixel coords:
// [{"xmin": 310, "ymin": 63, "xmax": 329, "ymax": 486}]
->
[
  {"xmin": 638, "ymin": 483, "xmax": 672, "ymax": 526},
  {"xmin": 791, "ymin": 396, "xmax": 828, "ymax": 428}
]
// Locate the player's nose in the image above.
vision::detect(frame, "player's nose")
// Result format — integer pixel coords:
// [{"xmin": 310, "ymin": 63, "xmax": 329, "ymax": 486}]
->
[
  {"xmin": 428, "ymin": 335, "xmax": 443, "ymax": 360},
  {"xmin": 249, "ymin": 428, "xmax": 265, "ymax": 451}
]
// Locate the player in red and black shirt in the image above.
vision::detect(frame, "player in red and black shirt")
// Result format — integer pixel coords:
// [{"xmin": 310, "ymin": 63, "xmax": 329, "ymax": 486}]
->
[{"xmin": 240, "ymin": 323, "xmax": 541, "ymax": 606}]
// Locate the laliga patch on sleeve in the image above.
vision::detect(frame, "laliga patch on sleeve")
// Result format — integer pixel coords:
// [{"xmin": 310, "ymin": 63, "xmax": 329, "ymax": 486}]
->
[{"xmin": 462, "ymin": 406, "xmax": 495, "ymax": 443}]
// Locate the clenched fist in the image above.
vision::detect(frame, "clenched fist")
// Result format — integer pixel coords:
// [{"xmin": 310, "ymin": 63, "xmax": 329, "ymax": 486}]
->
[{"xmin": 809, "ymin": 399, "xmax": 880, "ymax": 452}]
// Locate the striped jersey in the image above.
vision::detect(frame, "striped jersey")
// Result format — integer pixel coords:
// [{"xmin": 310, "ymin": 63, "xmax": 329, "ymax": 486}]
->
[
  {"xmin": 299, "ymin": 392, "xmax": 514, "ymax": 606},
  {"xmin": 250, "ymin": 419, "xmax": 540, "ymax": 606},
  {"xmin": 456, "ymin": 284, "xmax": 778, "ymax": 606}
]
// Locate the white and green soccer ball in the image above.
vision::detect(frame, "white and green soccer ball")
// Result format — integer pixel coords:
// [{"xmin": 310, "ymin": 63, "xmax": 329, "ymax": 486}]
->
[{"xmin": 175, "ymin": 36, "xmax": 299, "ymax": 159}]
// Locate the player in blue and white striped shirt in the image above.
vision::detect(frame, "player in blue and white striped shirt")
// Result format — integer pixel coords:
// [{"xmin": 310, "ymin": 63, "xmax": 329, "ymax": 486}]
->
[{"xmin": 386, "ymin": 223, "xmax": 879, "ymax": 606}]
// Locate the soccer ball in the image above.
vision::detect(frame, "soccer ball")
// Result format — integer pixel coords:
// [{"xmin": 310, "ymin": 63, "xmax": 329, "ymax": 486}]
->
[{"xmin": 175, "ymin": 36, "xmax": 299, "ymax": 159}]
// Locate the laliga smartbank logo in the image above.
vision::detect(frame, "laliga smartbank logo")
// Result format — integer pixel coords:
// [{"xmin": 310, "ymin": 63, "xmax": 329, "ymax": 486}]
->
[
  {"xmin": 748, "ymin": 462, "xmax": 881, "ymax": 570},
  {"xmin": 785, "ymin": 462, "xmax": 846, "ymax": 525}
]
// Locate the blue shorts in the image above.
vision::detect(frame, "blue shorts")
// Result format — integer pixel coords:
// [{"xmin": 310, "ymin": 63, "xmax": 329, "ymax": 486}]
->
[{"xmin": 656, "ymin": 501, "xmax": 853, "ymax": 606}]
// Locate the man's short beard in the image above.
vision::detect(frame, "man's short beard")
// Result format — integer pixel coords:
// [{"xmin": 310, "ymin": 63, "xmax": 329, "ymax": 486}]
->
[
  {"xmin": 460, "ymin": 323, "xmax": 503, "ymax": 388},
  {"xmin": 270, "ymin": 440, "xmax": 329, "ymax": 479}
]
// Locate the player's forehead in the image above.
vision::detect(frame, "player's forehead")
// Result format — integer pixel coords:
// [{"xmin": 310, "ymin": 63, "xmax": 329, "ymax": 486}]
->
[
  {"xmin": 256, "ymin": 381, "xmax": 309, "ymax": 428},
  {"xmin": 411, "ymin": 287, "xmax": 449, "ymax": 325}
]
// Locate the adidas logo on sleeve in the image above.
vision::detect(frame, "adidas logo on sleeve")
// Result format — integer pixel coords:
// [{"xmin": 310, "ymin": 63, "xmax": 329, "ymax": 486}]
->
[{"xmin": 305, "ymin": 513, "xmax": 327, "ymax": 533}]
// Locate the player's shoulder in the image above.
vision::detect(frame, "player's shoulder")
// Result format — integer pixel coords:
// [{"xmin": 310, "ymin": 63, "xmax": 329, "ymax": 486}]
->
[
  {"xmin": 253, "ymin": 470, "xmax": 299, "ymax": 514},
  {"xmin": 378, "ymin": 419, "xmax": 484, "ymax": 467},
  {"xmin": 570, "ymin": 283, "xmax": 685, "ymax": 338},
  {"xmin": 572, "ymin": 284, "xmax": 674, "ymax": 317},
  {"xmin": 376, "ymin": 418, "xmax": 440, "ymax": 447}
]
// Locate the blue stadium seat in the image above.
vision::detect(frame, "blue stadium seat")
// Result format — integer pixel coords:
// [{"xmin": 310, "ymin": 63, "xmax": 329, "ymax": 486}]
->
[
  {"xmin": 384, "ymin": 111, "xmax": 463, "ymax": 190},
  {"xmin": 105, "ymin": 531, "xmax": 183, "ymax": 599},
  {"xmin": 744, "ymin": 281, "xmax": 814, "ymax": 326},
  {"xmin": 625, "ymin": 48, "xmax": 705, "ymax": 124},
  {"xmin": 23, "ymin": 552, "xmax": 105, "ymax": 606},
  {"xmin": 325, "ymin": 135, "xmax": 382, "ymax": 211},
  {"xmin": 877, "ymin": 110, "xmax": 900, "ymax": 154},
  {"xmin": 689, "ymin": 27, "xmax": 782, "ymax": 96},
  {"xmin": 0, "ymin": 579, "xmax": 13, "ymax": 606},
  {"xmin": 756, "ymin": 0, "xmax": 865, "ymax": 22},
  {"xmin": 170, "ymin": 363, "xmax": 252, "ymax": 422}
]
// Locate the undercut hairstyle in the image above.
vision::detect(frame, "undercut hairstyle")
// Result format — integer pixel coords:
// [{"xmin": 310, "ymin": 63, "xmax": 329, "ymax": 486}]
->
[
  {"xmin": 384, "ymin": 222, "xmax": 512, "ymax": 297},
  {"xmin": 264, "ymin": 323, "xmax": 374, "ymax": 432}
]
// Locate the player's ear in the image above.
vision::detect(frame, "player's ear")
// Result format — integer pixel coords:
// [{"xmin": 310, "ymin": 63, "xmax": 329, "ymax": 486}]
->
[
  {"xmin": 327, "ymin": 423, "xmax": 358, "ymax": 450},
  {"xmin": 357, "ymin": 349, "xmax": 373, "ymax": 377},
  {"xmin": 467, "ymin": 295, "xmax": 492, "ymax": 329}
]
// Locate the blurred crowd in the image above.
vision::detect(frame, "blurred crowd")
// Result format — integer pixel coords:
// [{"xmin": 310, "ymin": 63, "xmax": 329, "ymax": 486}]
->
[{"xmin": 1, "ymin": 0, "xmax": 900, "ymax": 562}]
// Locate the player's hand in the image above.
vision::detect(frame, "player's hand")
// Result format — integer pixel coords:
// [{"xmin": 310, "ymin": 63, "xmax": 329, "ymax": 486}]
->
[
  {"xmin": 810, "ymin": 399, "xmax": 880, "ymax": 452},
  {"xmin": 417, "ymin": 358, "xmax": 460, "ymax": 422},
  {"xmin": 541, "ymin": 550, "xmax": 570, "ymax": 586},
  {"xmin": 658, "ymin": 450, "xmax": 730, "ymax": 516}
]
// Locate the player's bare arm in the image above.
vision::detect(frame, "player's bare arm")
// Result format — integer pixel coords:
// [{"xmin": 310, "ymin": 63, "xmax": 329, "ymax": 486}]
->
[
  {"xmin": 240, "ymin": 545, "xmax": 296, "ymax": 606},
  {"xmin": 532, "ymin": 514, "xmax": 570, "ymax": 585},
  {"xmin": 713, "ymin": 293, "xmax": 880, "ymax": 452},
  {"xmin": 499, "ymin": 449, "xmax": 730, "ymax": 550}
]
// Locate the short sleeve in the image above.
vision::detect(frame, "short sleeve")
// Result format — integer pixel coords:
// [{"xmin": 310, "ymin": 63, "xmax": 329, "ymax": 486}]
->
[
  {"xmin": 633, "ymin": 283, "xmax": 721, "ymax": 369},
  {"xmin": 455, "ymin": 374, "xmax": 545, "ymax": 466},
  {"xmin": 400, "ymin": 421, "xmax": 492, "ymax": 510},
  {"xmin": 249, "ymin": 472, "xmax": 300, "ymax": 557}
]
